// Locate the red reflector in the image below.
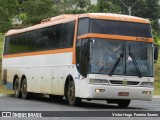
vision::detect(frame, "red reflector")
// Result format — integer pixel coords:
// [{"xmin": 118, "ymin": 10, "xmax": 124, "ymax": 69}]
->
[{"xmin": 118, "ymin": 92, "xmax": 129, "ymax": 96}]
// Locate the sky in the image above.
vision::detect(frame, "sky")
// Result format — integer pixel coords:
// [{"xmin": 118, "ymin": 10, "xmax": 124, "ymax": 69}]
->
[{"xmin": 91, "ymin": 0, "xmax": 97, "ymax": 5}]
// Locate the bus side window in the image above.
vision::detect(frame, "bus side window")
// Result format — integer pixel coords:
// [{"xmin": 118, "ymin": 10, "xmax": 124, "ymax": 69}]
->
[
  {"xmin": 61, "ymin": 21, "xmax": 75, "ymax": 48},
  {"xmin": 45, "ymin": 25, "xmax": 61, "ymax": 49},
  {"xmin": 4, "ymin": 37, "xmax": 10, "ymax": 55},
  {"xmin": 78, "ymin": 18, "xmax": 89, "ymax": 36}
]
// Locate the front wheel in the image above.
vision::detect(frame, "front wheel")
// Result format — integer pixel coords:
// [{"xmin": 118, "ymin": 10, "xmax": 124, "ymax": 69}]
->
[
  {"xmin": 21, "ymin": 78, "xmax": 30, "ymax": 99},
  {"xmin": 117, "ymin": 100, "xmax": 131, "ymax": 108},
  {"xmin": 66, "ymin": 81, "xmax": 81, "ymax": 106}
]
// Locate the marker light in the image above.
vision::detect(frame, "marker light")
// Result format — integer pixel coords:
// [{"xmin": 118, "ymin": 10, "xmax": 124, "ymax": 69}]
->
[
  {"xmin": 142, "ymin": 91, "xmax": 151, "ymax": 95},
  {"xmin": 95, "ymin": 89, "xmax": 105, "ymax": 93}
]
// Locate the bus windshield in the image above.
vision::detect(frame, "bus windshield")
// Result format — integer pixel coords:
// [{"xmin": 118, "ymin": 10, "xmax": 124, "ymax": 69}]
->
[{"xmin": 90, "ymin": 38, "xmax": 153, "ymax": 77}]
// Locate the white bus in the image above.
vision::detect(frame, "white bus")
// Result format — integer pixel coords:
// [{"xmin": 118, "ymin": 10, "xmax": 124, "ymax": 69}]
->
[{"xmin": 2, "ymin": 13, "xmax": 154, "ymax": 107}]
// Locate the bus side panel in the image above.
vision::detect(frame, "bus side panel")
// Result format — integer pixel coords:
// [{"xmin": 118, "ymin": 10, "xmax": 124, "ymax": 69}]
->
[
  {"xmin": 50, "ymin": 53, "xmax": 73, "ymax": 95},
  {"xmin": 27, "ymin": 67, "xmax": 52, "ymax": 94},
  {"xmin": 3, "ymin": 52, "xmax": 78, "ymax": 95},
  {"xmin": 24, "ymin": 55, "xmax": 52, "ymax": 94},
  {"xmin": 40, "ymin": 67, "xmax": 52, "ymax": 94},
  {"xmin": 27, "ymin": 67, "xmax": 41, "ymax": 93},
  {"xmin": 51, "ymin": 67, "xmax": 64, "ymax": 95},
  {"xmin": 5, "ymin": 68, "xmax": 16, "ymax": 90},
  {"xmin": 4, "ymin": 57, "xmax": 24, "ymax": 90},
  {"xmin": 24, "ymin": 52, "xmax": 74, "ymax": 95}
]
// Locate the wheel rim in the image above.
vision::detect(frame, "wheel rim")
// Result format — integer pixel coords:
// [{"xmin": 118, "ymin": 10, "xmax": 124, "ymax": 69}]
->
[
  {"xmin": 22, "ymin": 80, "xmax": 27, "ymax": 96},
  {"xmin": 68, "ymin": 82, "xmax": 75, "ymax": 104},
  {"xmin": 14, "ymin": 79, "xmax": 19, "ymax": 96}
]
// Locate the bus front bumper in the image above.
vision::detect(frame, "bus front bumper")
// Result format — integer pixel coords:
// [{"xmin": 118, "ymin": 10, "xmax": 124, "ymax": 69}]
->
[{"xmin": 79, "ymin": 84, "xmax": 153, "ymax": 101}]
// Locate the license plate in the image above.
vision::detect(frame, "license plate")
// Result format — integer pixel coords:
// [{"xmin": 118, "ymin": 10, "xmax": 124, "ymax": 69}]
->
[{"xmin": 118, "ymin": 92, "xmax": 129, "ymax": 96}]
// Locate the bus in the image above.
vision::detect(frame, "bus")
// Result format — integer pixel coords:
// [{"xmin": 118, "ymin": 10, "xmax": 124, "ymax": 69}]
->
[{"xmin": 2, "ymin": 13, "xmax": 154, "ymax": 107}]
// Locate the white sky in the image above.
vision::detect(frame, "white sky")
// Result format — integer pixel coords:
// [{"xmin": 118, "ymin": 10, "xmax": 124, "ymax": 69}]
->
[{"xmin": 90, "ymin": 0, "xmax": 97, "ymax": 5}]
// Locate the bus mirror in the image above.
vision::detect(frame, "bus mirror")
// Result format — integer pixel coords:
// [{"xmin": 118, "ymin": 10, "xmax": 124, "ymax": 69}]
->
[{"xmin": 154, "ymin": 44, "xmax": 159, "ymax": 63}]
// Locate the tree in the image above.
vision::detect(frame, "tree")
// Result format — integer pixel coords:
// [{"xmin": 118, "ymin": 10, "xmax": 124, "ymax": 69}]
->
[
  {"xmin": 63, "ymin": 0, "xmax": 90, "ymax": 9},
  {"xmin": 20, "ymin": 0, "xmax": 56, "ymax": 25},
  {"xmin": 112, "ymin": 0, "xmax": 160, "ymax": 45},
  {"xmin": 88, "ymin": 0, "xmax": 121, "ymax": 13},
  {"xmin": 54, "ymin": 0, "xmax": 89, "ymax": 14},
  {"xmin": 0, "ymin": 0, "xmax": 19, "ymax": 32}
]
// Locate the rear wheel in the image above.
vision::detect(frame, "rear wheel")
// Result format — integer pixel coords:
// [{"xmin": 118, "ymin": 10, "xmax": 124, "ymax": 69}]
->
[
  {"xmin": 66, "ymin": 81, "xmax": 81, "ymax": 106},
  {"xmin": 14, "ymin": 78, "xmax": 21, "ymax": 98},
  {"xmin": 117, "ymin": 100, "xmax": 131, "ymax": 108},
  {"xmin": 21, "ymin": 78, "xmax": 30, "ymax": 99}
]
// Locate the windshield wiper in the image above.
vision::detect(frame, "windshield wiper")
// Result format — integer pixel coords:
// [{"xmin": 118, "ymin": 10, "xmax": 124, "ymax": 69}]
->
[
  {"xmin": 99, "ymin": 65, "xmax": 104, "ymax": 72},
  {"xmin": 109, "ymin": 53, "xmax": 124, "ymax": 76},
  {"xmin": 129, "ymin": 45, "xmax": 142, "ymax": 78}
]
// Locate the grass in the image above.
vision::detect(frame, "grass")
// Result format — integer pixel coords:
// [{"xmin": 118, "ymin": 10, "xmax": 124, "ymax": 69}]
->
[
  {"xmin": 154, "ymin": 50, "xmax": 160, "ymax": 95},
  {"xmin": 0, "ymin": 33, "xmax": 160, "ymax": 95}
]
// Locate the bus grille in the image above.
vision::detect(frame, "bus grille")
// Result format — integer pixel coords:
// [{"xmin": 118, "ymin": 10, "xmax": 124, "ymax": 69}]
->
[{"xmin": 109, "ymin": 80, "xmax": 139, "ymax": 86}]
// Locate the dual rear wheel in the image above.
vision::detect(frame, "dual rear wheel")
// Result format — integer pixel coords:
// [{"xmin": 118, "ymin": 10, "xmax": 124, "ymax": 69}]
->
[{"xmin": 14, "ymin": 78, "xmax": 30, "ymax": 99}]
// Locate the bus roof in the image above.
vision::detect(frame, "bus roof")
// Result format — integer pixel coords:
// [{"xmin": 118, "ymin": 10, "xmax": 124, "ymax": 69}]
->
[
  {"xmin": 79, "ymin": 13, "xmax": 150, "ymax": 24},
  {"xmin": 6, "ymin": 13, "xmax": 150, "ymax": 36}
]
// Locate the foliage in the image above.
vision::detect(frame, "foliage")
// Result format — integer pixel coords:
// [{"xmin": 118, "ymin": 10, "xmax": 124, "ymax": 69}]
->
[
  {"xmin": 0, "ymin": 0, "xmax": 160, "ymax": 45},
  {"xmin": 154, "ymin": 46, "xmax": 160, "ymax": 95},
  {"xmin": 63, "ymin": 0, "xmax": 90, "ymax": 9},
  {"xmin": 0, "ymin": 0, "xmax": 19, "ymax": 32},
  {"xmin": 20, "ymin": 0, "xmax": 55, "ymax": 25},
  {"xmin": 88, "ymin": 0, "xmax": 121, "ymax": 13}
]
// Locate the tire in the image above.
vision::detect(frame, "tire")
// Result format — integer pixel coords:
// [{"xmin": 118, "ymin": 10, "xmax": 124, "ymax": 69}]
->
[
  {"xmin": 49, "ymin": 95, "xmax": 63, "ymax": 101},
  {"xmin": 14, "ymin": 78, "xmax": 21, "ymax": 98},
  {"xmin": 117, "ymin": 100, "xmax": 131, "ymax": 108},
  {"xmin": 66, "ymin": 81, "xmax": 81, "ymax": 106},
  {"xmin": 21, "ymin": 78, "xmax": 30, "ymax": 99}
]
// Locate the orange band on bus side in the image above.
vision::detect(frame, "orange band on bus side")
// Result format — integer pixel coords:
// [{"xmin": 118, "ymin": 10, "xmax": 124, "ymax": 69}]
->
[
  {"xmin": 77, "ymin": 33, "xmax": 154, "ymax": 42},
  {"xmin": 3, "ymin": 48, "xmax": 74, "ymax": 58}
]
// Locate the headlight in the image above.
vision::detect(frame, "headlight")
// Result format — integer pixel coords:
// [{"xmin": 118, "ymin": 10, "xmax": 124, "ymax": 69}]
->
[
  {"xmin": 140, "ymin": 82, "xmax": 154, "ymax": 88},
  {"xmin": 89, "ymin": 79, "xmax": 109, "ymax": 85}
]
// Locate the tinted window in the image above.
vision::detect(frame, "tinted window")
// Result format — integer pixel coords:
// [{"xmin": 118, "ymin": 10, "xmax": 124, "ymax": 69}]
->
[
  {"xmin": 78, "ymin": 18, "xmax": 89, "ymax": 36},
  {"xmin": 4, "ymin": 21, "xmax": 75, "ymax": 55},
  {"xmin": 90, "ymin": 19, "xmax": 152, "ymax": 38},
  {"xmin": 61, "ymin": 21, "xmax": 75, "ymax": 47}
]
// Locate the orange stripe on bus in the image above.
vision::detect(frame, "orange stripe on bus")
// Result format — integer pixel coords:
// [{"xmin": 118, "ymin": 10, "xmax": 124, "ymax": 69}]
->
[
  {"xmin": 3, "ymin": 48, "xmax": 74, "ymax": 58},
  {"xmin": 77, "ymin": 33, "xmax": 154, "ymax": 42}
]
